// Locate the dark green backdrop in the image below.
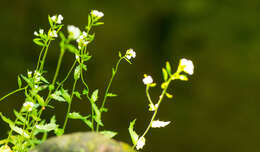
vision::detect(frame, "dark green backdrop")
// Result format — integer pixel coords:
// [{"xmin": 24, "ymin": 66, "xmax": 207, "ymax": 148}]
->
[{"xmin": 1, "ymin": 0, "xmax": 260, "ymax": 151}]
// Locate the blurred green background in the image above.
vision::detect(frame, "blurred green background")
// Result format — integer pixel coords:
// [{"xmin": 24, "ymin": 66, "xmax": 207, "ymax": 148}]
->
[{"xmin": 0, "ymin": 0, "xmax": 260, "ymax": 151}]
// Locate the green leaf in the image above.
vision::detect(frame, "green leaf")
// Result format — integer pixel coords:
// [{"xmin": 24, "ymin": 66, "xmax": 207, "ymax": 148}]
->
[
  {"xmin": 35, "ymin": 116, "xmax": 58, "ymax": 132},
  {"xmin": 128, "ymin": 119, "xmax": 139, "ymax": 145},
  {"xmin": 66, "ymin": 44, "xmax": 79, "ymax": 54},
  {"xmin": 48, "ymin": 15, "xmax": 53, "ymax": 27},
  {"xmin": 166, "ymin": 61, "xmax": 172, "ymax": 75},
  {"xmin": 59, "ymin": 32, "xmax": 66, "ymax": 41},
  {"xmin": 91, "ymin": 102, "xmax": 103, "ymax": 126},
  {"xmin": 100, "ymin": 131, "xmax": 118, "ymax": 138},
  {"xmin": 93, "ymin": 22, "xmax": 104, "ymax": 26},
  {"xmin": 100, "ymin": 107, "xmax": 108, "ymax": 112},
  {"xmin": 73, "ymin": 91, "xmax": 81, "ymax": 99},
  {"xmin": 166, "ymin": 92, "xmax": 173, "ymax": 98},
  {"xmin": 51, "ymin": 91, "xmax": 66, "ymax": 102},
  {"xmin": 61, "ymin": 89, "xmax": 71, "ymax": 103},
  {"xmin": 162, "ymin": 68, "xmax": 168, "ymax": 81},
  {"xmin": 107, "ymin": 93, "xmax": 117, "ymax": 97},
  {"xmin": 91, "ymin": 89, "xmax": 99, "ymax": 102},
  {"xmin": 82, "ymin": 54, "xmax": 92, "ymax": 62},
  {"xmin": 68, "ymin": 112, "xmax": 85, "ymax": 119},
  {"xmin": 118, "ymin": 51, "xmax": 122, "ymax": 58},
  {"xmin": 17, "ymin": 75, "xmax": 22, "ymax": 88},
  {"xmin": 83, "ymin": 88, "xmax": 89, "ymax": 95},
  {"xmin": 21, "ymin": 75, "xmax": 33, "ymax": 88},
  {"xmin": 33, "ymin": 38, "xmax": 46, "ymax": 47},
  {"xmin": 0, "ymin": 112, "xmax": 14, "ymax": 125},
  {"xmin": 124, "ymin": 57, "xmax": 132, "ymax": 64},
  {"xmin": 40, "ymin": 76, "xmax": 49, "ymax": 84},
  {"xmin": 74, "ymin": 65, "xmax": 81, "ymax": 80},
  {"xmin": 10, "ymin": 124, "xmax": 30, "ymax": 138},
  {"xmin": 55, "ymin": 128, "xmax": 64, "ymax": 136},
  {"xmin": 13, "ymin": 110, "xmax": 27, "ymax": 124},
  {"xmin": 83, "ymin": 119, "xmax": 93, "ymax": 129},
  {"xmin": 36, "ymin": 95, "xmax": 46, "ymax": 107}
]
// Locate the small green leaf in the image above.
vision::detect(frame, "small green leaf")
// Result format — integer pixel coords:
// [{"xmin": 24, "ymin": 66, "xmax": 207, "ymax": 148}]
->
[
  {"xmin": 40, "ymin": 76, "xmax": 49, "ymax": 84},
  {"xmin": 21, "ymin": 75, "xmax": 33, "ymax": 88},
  {"xmin": 128, "ymin": 119, "xmax": 139, "ymax": 145},
  {"xmin": 166, "ymin": 92, "xmax": 173, "ymax": 98},
  {"xmin": 100, "ymin": 107, "xmax": 108, "ymax": 112},
  {"xmin": 118, "ymin": 51, "xmax": 122, "ymax": 58},
  {"xmin": 82, "ymin": 54, "xmax": 92, "ymax": 62},
  {"xmin": 36, "ymin": 95, "xmax": 46, "ymax": 107},
  {"xmin": 48, "ymin": 15, "xmax": 53, "ymax": 27},
  {"xmin": 93, "ymin": 22, "xmax": 104, "ymax": 26},
  {"xmin": 51, "ymin": 91, "xmax": 66, "ymax": 102},
  {"xmin": 66, "ymin": 44, "xmax": 79, "ymax": 54},
  {"xmin": 124, "ymin": 57, "xmax": 132, "ymax": 64},
  {"xmin": 162, "ymin": 68, "xmax": 168, "ymax": 81},
  {"xmin": 61, "ymin": 89, "xmax": 71, "ymax": 103},
  {"xmin": 91, "ymin": 89, "xmax": 99, "ymax": 102},
  {"xmin": 74, "ymin": 65, "xmax": 81, "ymax": 80},
  {"xmin": 13, "ymin": 110, "xmax": 27, "ymax": 124},
  {"xmin": 10, "ymin": 124, "xmax": 30, "ymax": 138},
  {"xmin": 83, "ymin": 119, "xmax": 93, "ymax": 129},
  {"xmin": 166, "ymin": 61, "xmax": 171, "ymax": 75},
  {"xmin": 100, "ymin": 131, "xmax": 118, "ymax": 138},
  {"xmin": 55, "ymin": 128, "xmax": 64, "ymax": 136},
  {"xmin": 73, "ymin": 91, "xmax": 81, "ymax": 99},
  {"xmin": 107, "ymin": 93, "xmax": 117, "ymax": 97},
  {"xmin": 0, "ymin": 112, "xmax": 14, "ymax": 125},
  {"xmin": 33, "ymin": 38, "xmax": 46, "ymax": 47},
  {"xmin": 17, "ymin": 75, "xmax": 22, "ymax": 88},
  {"xmin": 83, "ymin": 88, "xmax": 89, "ymax": 95},
  {"xmin": 68, "ymin": 112, "xmax": 85, "ymax": 119}
]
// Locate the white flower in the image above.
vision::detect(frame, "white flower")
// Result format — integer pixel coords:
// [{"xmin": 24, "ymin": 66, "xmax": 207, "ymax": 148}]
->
[
  {"xmin": 76, "ymin": 31, "xmax": 89, "ymax": 49},
  {"xmin": 34, "ymin": 29, "xmax": 44, "ymax": 36},
  {"xmin": 149, "ymin": 103, "xmax": 158, "ymax": 111},
  {"xmin": 39, "ymin": 29, "xmax": 44, "ymax": 34},
  {"xmin": 180, "ymin": 58, "xmax": 194, "ymax": 75},
  {"xmin": 136, "ymin": 137, "xmax": 145, "ymax": 150},
  {"xmin": 126, "ymin": 48, "xmax": 136, "ymax": 60},
  {"xmin": 49, "ymin": 30, "xmax": 58, "ymax": 38},
  {"xmin": 67, "ymin": 25, "xmax": 81, "ymax": 40},
  {"xmin": 23, "ymin": 102, "xmax": 35, "ymax": 112},
  {"xmin": 143, "ymin": 75, "xmax": 153, "ymax": 85},
  {"xmin": 51, "ymin": 14, "xmax": 63, "ymax": 24},
  {"xmin": 151, "ymin": 120, "xmax": 171, "ymax": 128},
  {"xmin": 28, "ymin": 71, "xmax": 32, "ymax": 77},
  {"xmin": 91, "ymin": 10, "xmax": 104, "ymax": 18}
]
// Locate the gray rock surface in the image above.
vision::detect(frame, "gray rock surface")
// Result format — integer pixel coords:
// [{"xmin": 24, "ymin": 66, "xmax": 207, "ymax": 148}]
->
[{"xmin": 30, "ymin": 132, "xmax": 135, "ymax": 152}]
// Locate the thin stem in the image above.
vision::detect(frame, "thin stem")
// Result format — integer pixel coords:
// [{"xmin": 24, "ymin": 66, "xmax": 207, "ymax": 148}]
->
[
  {"xmin": 0, "ymin": 87, "xmax": 27, "ymax": 103},
  {"xmin": 96, "ymin": 57, "xmax": 123, "ymax": 132},
  {"xmin": 36, "ymin": 45, "xmax": 46, "ymax": 71},
  {"xmin": 39, "ymin": 40, "xmax": 51, "ymax": 72},
  {"xmin": 63, "ymin": 79, "xmax": 78, "ymax": 130},
  {"xmin": 146, "ymin": 86, "xmax": 154, "ymax": 105}
]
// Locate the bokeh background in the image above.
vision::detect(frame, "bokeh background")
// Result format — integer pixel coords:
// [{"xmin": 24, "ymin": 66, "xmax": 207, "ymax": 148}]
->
[{"xmin": 1, "ymin": 0, "xmax": 260, "ymax": 151}]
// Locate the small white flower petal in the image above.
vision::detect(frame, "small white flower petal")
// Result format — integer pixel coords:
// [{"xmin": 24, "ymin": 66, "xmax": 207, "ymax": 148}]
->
[
  {"xmin": 151, "ymin": 120, "xmax": 171, "ymax": 128},
  {"xmin": 136, "ymin": 137, "xmax": 145, "ymax": 150},
  {"xmin": 143, "ymin": 75, "xmax": 153, "ymax": 85},
  {"xmin": 92, "ymin": 10, "xmax": 104, "ymax": 18},
  {"xmin": 23, "ymin": 102, "xmax": 35, "ymax": 112},
  {"xmin": 68, "ymin": 25, "xmax": 81, "ymax": 40},
  {"xmin": 180, "ymin": 58, "xmax": 194, "ymax": 75}
]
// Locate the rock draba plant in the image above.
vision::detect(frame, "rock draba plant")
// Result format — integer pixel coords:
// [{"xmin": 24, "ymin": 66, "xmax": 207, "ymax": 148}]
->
[
  {"xmin": 0, "ymin": 10, "xmax": 194, "ymax": 152},
  {"xmin": 129, "ymin": 59, "xmax": 194, "ymax": 150}
]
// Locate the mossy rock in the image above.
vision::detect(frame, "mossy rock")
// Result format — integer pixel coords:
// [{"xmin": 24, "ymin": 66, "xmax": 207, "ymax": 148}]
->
[{"xmin": 30, "ymin": 132, "xmax": 135, "ymax": 152}]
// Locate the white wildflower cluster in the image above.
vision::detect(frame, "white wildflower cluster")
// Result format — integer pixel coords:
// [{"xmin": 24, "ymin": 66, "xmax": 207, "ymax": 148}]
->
[
  {"xmin": 125, "ymin": 48, "xmax": 136, "ymax": 60},
  {"xmin": 51, "ymin": 14, "xmax": 63, "ymax": 24},
  {"xmin": 34, "ymin": 29, "xmax": 44, "ymax": 36},
  {"xmin": 143, "ymin": 75, "xmax": 153, "ymax": 85},
  {"xmin": 91, "ymin": 10, "xmax": 104, "ymax": 18},
  {"xmin": 151, "ymin": 120, "xmax": 171, "ymax": 128},
  {"xmin": 179, "ymin": 58, "xmax": 194, "ymax": 75},
  {"xmin": 76, "ymin": 31, "xmax": 89, "ymax": 49},
  {"xmin": 67, "ymin": 25, "xmax": 81, "ymax": 40},
  {"xmin": 23, "ymin": 102, "xmax": 35, "ymax": 112},
  {"xmin": 136, "ymin": 137, "xmax": 146, "ymax": 150}
]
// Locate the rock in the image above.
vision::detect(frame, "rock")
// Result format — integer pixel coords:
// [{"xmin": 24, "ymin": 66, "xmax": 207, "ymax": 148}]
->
[{"xmin": 30, "ymin": 132, "xmax": 135, "ymax": 152}]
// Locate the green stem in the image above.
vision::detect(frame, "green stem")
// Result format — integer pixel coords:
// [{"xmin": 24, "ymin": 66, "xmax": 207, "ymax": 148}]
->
[
  {"xmin": 36, "ymin": 45, "xmax": 46, "ymax": 71},
  {"xmin": 39, "ymin": 40, "xmax": 51, "ymax": 72},
  {"xmin": 0, "ymin": 87, "xmax": 27, "ymax": 103},
  {"xmin": 146, "ymin": 86, "xmax": 154, "ymax": 106},
  {"xmin": 96, "ymin": 57, "xmax": 123, "ymax": 132},
  {"xmin": 63, "ymin": 79, "xmax": 78, "ymax": 130}
]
